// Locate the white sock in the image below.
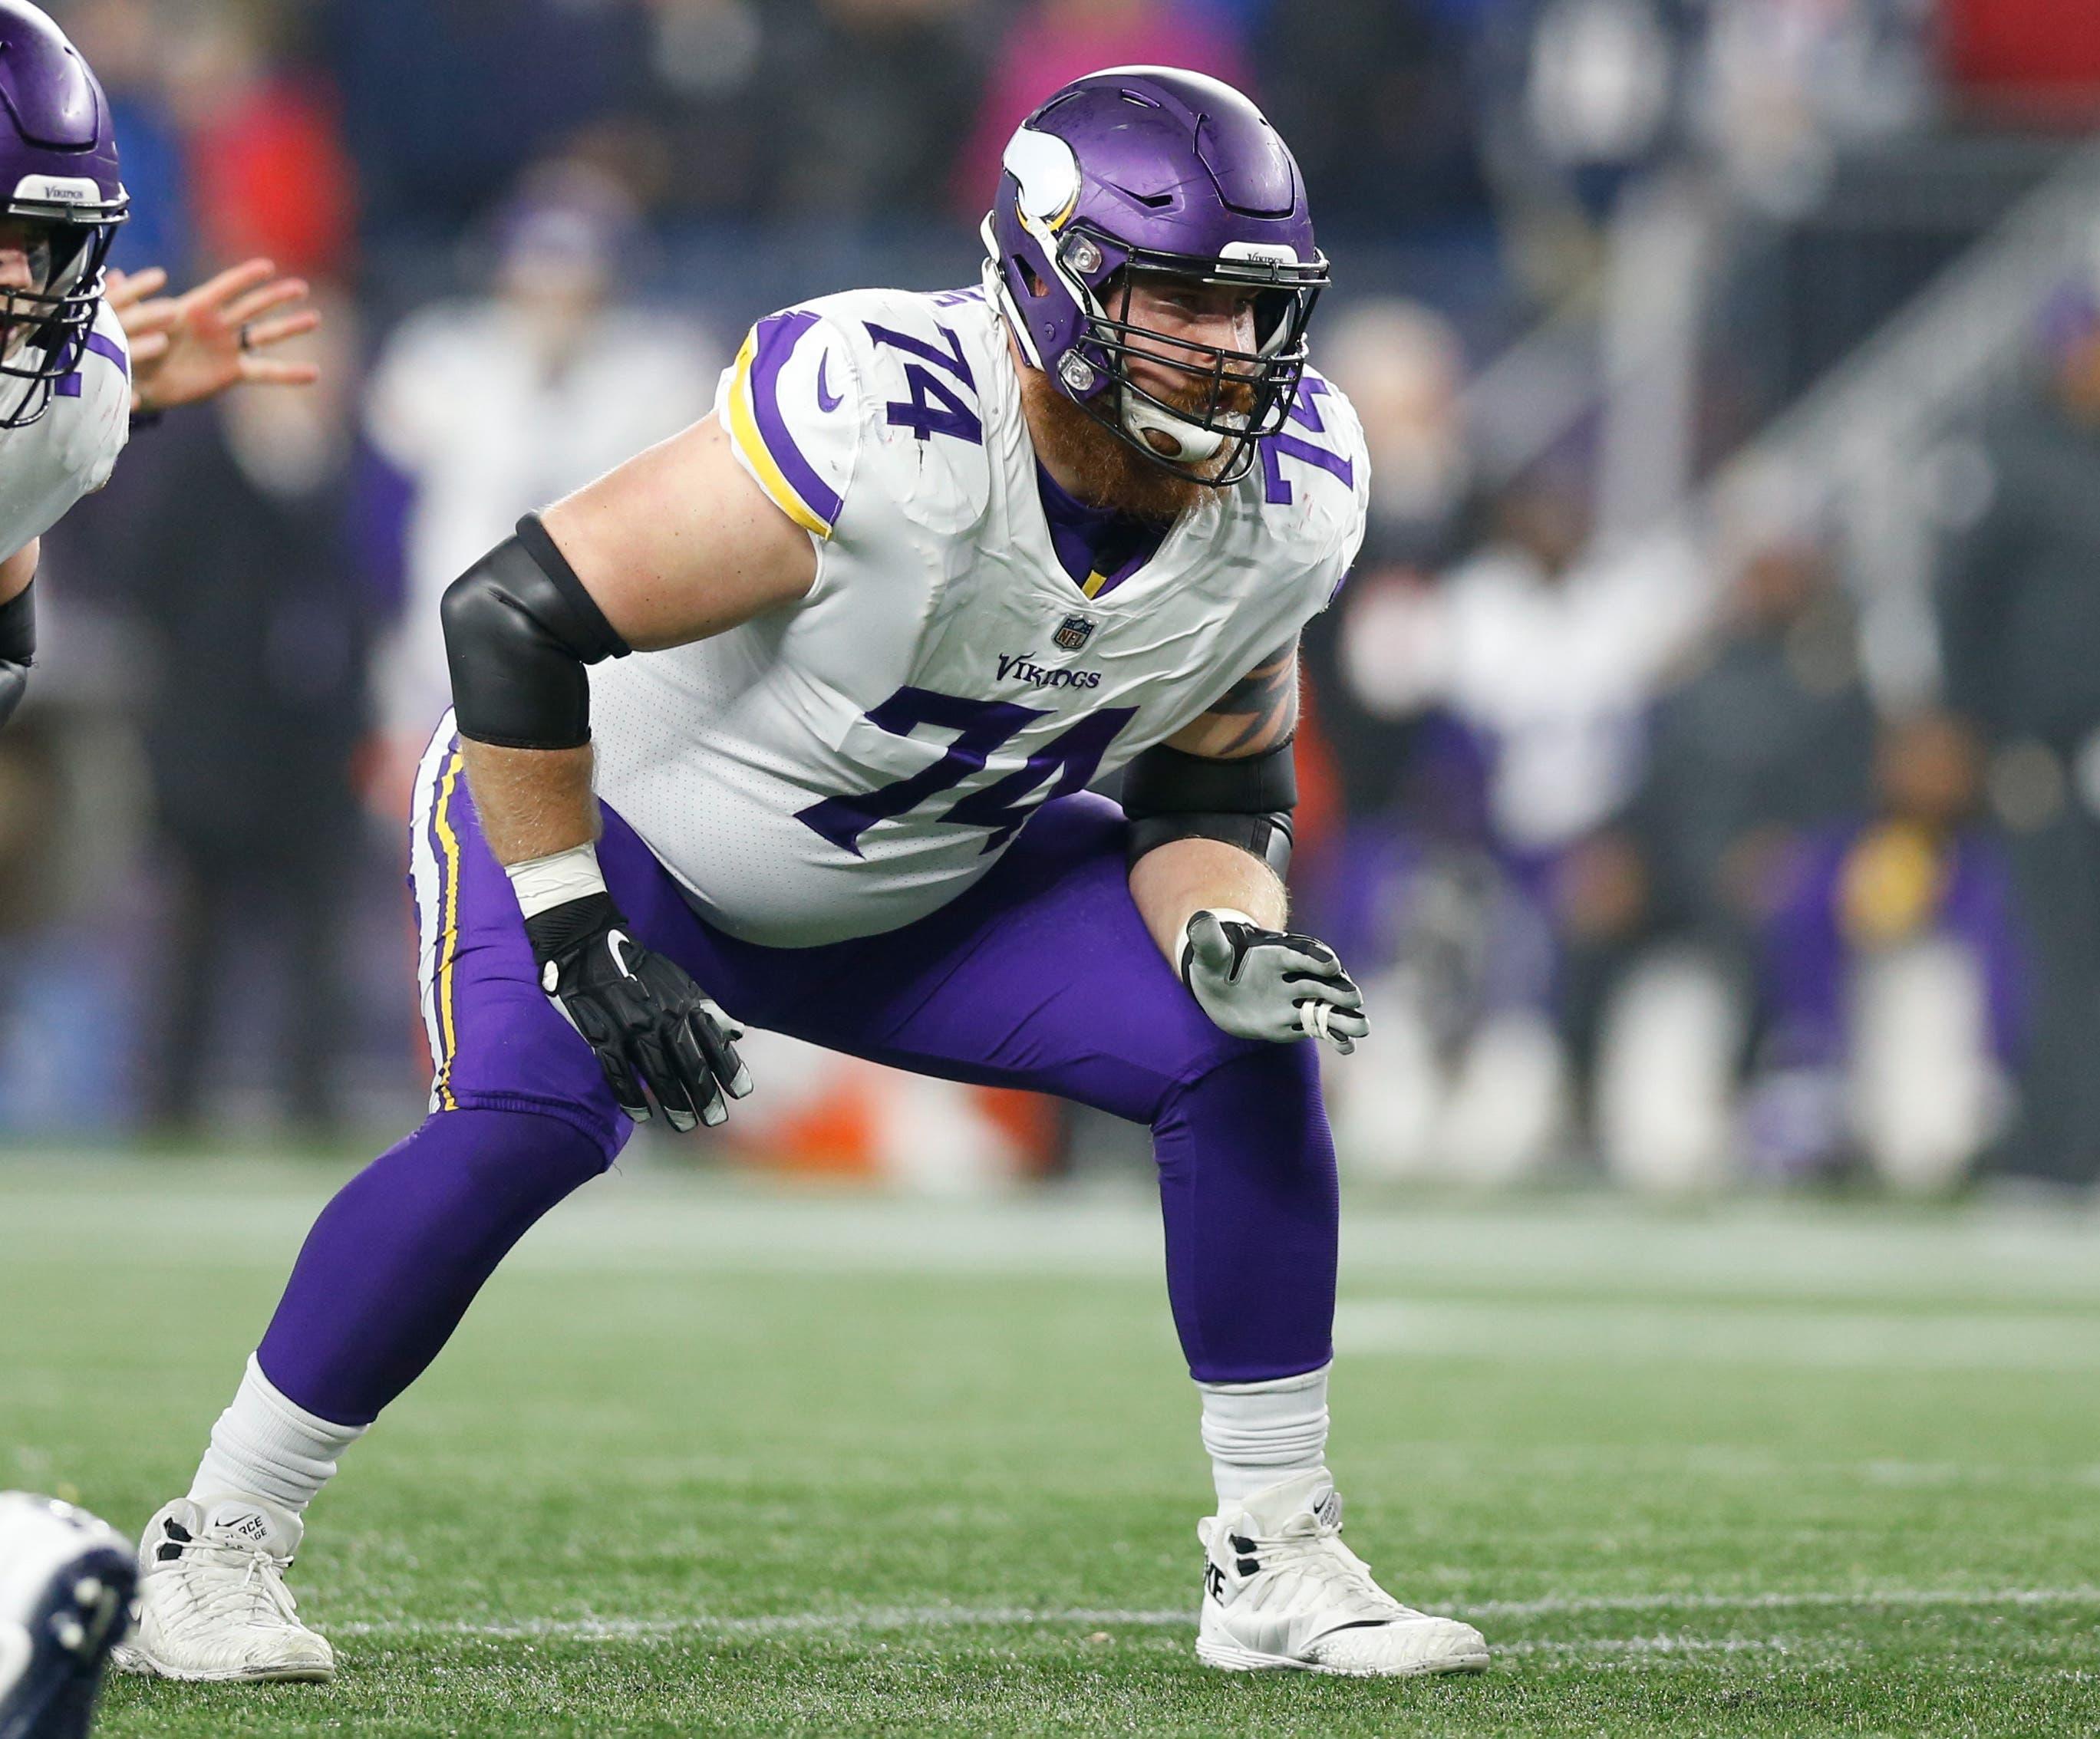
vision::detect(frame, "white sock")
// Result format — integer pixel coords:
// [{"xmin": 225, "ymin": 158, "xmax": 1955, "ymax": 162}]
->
[
  {"xmin": 1197, "ymin": 1364, "xmax": 1330, "ymax": 1507},
  {"xmin": 189, "ymin": 1355, "xmax": 366, "ymax": 1517}
]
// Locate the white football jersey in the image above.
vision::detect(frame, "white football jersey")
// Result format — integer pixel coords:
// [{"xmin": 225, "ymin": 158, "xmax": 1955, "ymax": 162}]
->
[
  {"xmin": 589, "ymin": 285, "xmax": 1369, "ymax": 947},
  {"xmin": 0, "ymin": 298, "xmax": 130, "ymax": 557}
]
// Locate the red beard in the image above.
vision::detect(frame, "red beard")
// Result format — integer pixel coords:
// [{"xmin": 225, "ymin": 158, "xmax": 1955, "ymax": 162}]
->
[{"xmin": 1017, "ymin": 364, "xmax": 1255, "ymax": 524}]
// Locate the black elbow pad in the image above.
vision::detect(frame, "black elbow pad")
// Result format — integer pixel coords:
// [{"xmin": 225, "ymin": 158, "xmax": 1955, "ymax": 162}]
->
[
  {"xmin": 0, "ymin": 579, "xmax": 34, "ymax": 731},
  {"xmin": 441, "ymin": 514, "xmax": 630, "ymax": 750},
  {"xmin": 1123, "ymin": 738, "xmax": 1297, "ymax": 878}
]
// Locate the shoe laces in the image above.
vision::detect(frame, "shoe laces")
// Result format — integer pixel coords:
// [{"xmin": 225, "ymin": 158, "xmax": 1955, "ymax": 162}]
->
[
  {"xmin": 1228, "ymin": 1510, "xmax": 1408, "ymax": 1620},
  {"xmin": 176, "ymin": 1537, "xmax": 304, "ymax": 1631}
]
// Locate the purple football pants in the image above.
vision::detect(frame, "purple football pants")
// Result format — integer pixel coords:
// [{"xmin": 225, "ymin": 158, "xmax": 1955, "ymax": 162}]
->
[{"xmin": 255, "ymin": 735, "xmax": 1339, "ymax": 1426}]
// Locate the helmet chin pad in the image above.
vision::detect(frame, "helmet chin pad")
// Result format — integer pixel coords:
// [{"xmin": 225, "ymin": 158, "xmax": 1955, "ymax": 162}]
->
[{"xmin": 1120, "ymin": 385, "xmax": 1225, "ymax": 464}]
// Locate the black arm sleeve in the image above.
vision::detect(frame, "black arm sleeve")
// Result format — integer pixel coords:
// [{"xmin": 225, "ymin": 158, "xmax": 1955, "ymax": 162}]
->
[
  {"xmin": 1122, "ymin": 736, "xmax": 1297, "ymax": 879},
  {"xmin": 440, "ymin": 513, "xmax": 631, "ymax": 750},
  {"xmin": 0, "ymin": 578, "xmax": 34, "ymax": 731}
]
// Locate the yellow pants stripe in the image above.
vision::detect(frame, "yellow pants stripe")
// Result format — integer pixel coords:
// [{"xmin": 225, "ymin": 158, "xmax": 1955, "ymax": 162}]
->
[{"xmin": 430, "ymin": 746, "xmax": 466, "ymax": 1112}]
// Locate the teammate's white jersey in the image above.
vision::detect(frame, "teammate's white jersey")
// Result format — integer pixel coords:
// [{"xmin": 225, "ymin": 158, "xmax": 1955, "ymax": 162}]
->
[
  {"xmin": 590, "ymin": 285, "xmax": 1370, "ymax": 947},
  {"xmin": 0, "ymin": 298, "xmax": 129, "ymax": 557}
]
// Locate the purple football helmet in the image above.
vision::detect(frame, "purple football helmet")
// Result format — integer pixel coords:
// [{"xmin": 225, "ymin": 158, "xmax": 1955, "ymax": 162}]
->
[
  {"xmin": 0, "ymin": 0, "xmax": 125, "ymax": 428},
  {"xmin": 982, "ymin": 66, "xmax": 1327, "ymax": 488}
]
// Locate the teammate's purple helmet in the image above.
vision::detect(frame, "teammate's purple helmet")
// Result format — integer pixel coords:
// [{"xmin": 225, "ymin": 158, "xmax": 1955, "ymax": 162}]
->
[
  {"xmin": 982, "ymin": 66, "xmax": 1327, "ymax": 488},
  {"xmin": 0, "ymin": 0, "xmax": 125, "ymax": 428}
]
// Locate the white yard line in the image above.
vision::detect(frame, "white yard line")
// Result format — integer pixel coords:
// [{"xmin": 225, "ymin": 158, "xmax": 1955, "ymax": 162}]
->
[
  {"xmin": 1471, "ymin": 1586, "xmax": 2100, "ymax": 1618},
  {"xmin": 328, "ymin": 1607, "xmax": 1186, "ymax": 1640},
  {"xmin": 1334, "ymin": 1299, "xmax": 2100, "ymax": 1370},
  {"xmin": 9, "ymin": 1177, "xmax": 2100, "ymax": 1310},
  {"xmin": 326, "ymin": 1586, "xmax": 2100, "ymax": 1642},
  {"xmin": 1495, "ymin": 1635, "xmax": 1801, "ymax": 1661}
]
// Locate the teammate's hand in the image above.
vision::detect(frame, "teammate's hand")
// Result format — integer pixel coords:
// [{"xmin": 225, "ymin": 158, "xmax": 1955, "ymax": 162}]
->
[
  {"xmin": 111, "ymin": 259, "xmax": 321, "ymax": 416},
  {"xmin": 103, "ymin": 264, "xmax": 178, "ymax": 364},
  {"xmin": 523, "ymin": 892, "xmax": 753, "ymax": 1130},
  {"xmin": 1180, "ymin": 909, "xmax": 1369, "ymax": 1054}
]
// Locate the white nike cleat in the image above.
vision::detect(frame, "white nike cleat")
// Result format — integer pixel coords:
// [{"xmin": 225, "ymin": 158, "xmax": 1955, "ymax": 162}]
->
[
  {"xmin": 1195, "ymin": 1471, "xmax": 1489, "ymax": 1678},
  {"xmin": 111, "ymin": 1497, "xmax": 333, "ymax": 1683}
]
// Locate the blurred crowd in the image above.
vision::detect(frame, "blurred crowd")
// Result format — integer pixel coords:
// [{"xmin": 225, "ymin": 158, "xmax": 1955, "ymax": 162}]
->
[{"xmin": 5, "ymin": 0, "xmax": 2100, "ymax": 1195}]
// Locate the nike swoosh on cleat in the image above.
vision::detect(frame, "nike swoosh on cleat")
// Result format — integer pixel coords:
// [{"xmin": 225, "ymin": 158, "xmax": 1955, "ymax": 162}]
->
[{"xmin": 816, "ymin": 353, "xmax": 842, "ymax": 412}]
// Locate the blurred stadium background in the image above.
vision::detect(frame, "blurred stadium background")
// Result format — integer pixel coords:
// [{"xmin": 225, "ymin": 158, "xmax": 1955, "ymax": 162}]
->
[{"xmin": 8, "ymin": 0, "xmax": 2100, "ymax": 1204}]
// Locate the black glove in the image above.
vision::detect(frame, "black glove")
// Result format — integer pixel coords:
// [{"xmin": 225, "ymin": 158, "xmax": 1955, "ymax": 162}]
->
[
  {"xmin": 1181, "ymin": 909, "xmax": 1370, "ymax": 1054},
  {"xmin": 523, "ymin": 892, "xmax": 753, "ymax": 1130},
  {"xmin": 0, "ymin": 580, "xmax": 33, "ymax": 732}
]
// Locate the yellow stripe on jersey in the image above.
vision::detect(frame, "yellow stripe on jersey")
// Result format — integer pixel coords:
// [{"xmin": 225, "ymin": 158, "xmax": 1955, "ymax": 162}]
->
[
  {"xmin": 430, "ymin": 746, "xmax": 466, "ymax": 1112},
  {"xmin": 1082, "ymin": 570, "xmax": 1110, "ymax": 599},
  {"xmin": 727, "ymin": 329, "xmax": 836, "ymax": 540}
]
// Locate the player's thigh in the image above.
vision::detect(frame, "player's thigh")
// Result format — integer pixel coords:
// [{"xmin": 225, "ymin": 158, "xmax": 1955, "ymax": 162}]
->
[
  {"xmin": 746, "ymin": 792, "xmax": 1263, "ymax": 1125},
  {"xmin": 409, "ymin": 724, "xmax": 687, "ymax": 1158}
]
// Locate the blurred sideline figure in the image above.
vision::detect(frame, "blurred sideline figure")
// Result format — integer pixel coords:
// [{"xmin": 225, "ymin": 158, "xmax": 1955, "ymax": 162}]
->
[
  {"xmin": 61, "ymin": 298, "xmax": 367, "ymax": 1135},
  {"xmin": 1313, "ymin": 297, "xmax": 1469, "ymax": 565},
  {"xmin": 0, "ymin": 1492, "xmax": 134, "ymax": 1739},
  {"xmin": 1433, "ymin": 481, "xmax": 1709, "ymax": 870},
  {"xmin": 1749, "ymin": 709, "xmax": 2020, "ymax": 1194},
  {"xmin": 359, "ymin": 161, "xmax": 717, "ymax": 815},
  {"xmin": 1597, "ymin": 535, "xmax": 1876, "ymax": 1192},
  {"xmin": 1316, "ymin": 476, "xmax": 1710, "ymax": 1184},
  {"xmin": 0, "ymin": 0, "xmax": 320, "ymax": 739},
  {"xmin": 1598, "ymin": 547, "xmax": 2023, "ymax": 1197},
  {"xmin": 1936, "ymin": 288, "xmax": 2100, "ymax": 1187}
]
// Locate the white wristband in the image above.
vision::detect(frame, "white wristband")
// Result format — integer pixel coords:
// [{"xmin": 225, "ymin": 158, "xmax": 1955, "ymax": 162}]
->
[{"xmin": 506, "ymin": 842, "xmax": 608, "ymax": 919}]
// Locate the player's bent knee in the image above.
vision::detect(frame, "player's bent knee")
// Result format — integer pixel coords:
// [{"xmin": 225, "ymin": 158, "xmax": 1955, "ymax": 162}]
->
[
  {"xmin": 1175, "ymin": 1027, "xmax": 1324, "ymax": 1097},
  {"xmin": 434, "ymin": 1105, "xmax": 620, "ymax": 1194},
  {"xmin": 1154, "ymin": 1036, "xmax": 1327, "ymax": 1141},
  {"xmin": 441, "ymin": 1088, "xmax": 634, "ymax": 1171}
]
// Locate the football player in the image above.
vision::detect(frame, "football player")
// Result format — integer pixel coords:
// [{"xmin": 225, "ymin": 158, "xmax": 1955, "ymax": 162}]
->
[
  {"xmin": 121, "ymin": 69, "xmax": 1491, "ymax": 1682},
  {"xmin": 0, "ymin": 0, "xmax": 318, "ymax": 735}
]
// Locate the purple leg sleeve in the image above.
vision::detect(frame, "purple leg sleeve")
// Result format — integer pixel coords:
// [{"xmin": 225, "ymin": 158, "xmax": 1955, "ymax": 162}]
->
[
  {"xmin": 1152, "ymin": 1042, "xmax": 1338, "ymax": 1382},
  {"xmin": 254, "ymin": 1108, "xmax": 607, "ymax": 1427}
]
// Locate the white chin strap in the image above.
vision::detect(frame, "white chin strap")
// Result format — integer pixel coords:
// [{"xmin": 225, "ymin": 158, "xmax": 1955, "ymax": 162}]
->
[{"xmin": 1119, "ymin": 387, "xmax": 1227, "ymax": 464}]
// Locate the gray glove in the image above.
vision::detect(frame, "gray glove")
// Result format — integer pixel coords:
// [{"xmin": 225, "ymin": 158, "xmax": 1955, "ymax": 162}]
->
[{"xmin": 1179, "ymin": 907, "xmax": 1369, "ymax": 1054}]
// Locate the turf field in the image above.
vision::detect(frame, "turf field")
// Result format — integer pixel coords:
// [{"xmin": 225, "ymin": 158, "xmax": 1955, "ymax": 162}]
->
[{"xmin": 5, "ymin": 1157, "xmax": 2098, "ymax": 1737}]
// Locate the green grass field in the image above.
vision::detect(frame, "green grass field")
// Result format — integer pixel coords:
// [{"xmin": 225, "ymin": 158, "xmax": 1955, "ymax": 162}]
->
[{"xmin": 5, "ymin": 1158, "xmax": 2099, "ymax": 1736}]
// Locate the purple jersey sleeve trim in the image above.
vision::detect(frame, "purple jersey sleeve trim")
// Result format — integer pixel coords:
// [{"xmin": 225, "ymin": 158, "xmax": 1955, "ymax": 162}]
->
[
  {"xmin": 749, "ymin": 311, "xmax": 844, "ymax": 532},
  {"xmin": 53, "ymin": 328, "xmax": 125, "ymax": 400},
  {"xmin": 83, "ymin": 330, "xmax": 127, "ymax": 377}
]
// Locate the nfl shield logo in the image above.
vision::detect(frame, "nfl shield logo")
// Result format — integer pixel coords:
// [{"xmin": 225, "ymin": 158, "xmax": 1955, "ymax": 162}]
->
[{"xmin": 1054, "ymin": 614, "xmax": 1096, "ymax": 653}]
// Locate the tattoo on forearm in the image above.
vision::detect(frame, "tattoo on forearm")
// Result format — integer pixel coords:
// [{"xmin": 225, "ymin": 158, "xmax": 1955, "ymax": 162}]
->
[{"xmin": 1203, "ymin": 643, "xmax": 1299, "ymax": 756}]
